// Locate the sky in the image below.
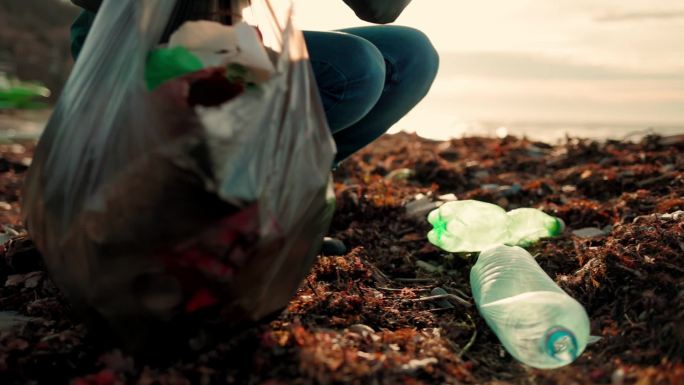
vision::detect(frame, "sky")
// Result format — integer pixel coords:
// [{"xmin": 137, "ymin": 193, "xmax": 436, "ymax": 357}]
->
[{"xmin": 293, "ymin": 0, "xmax": 684, "ymax": 140}]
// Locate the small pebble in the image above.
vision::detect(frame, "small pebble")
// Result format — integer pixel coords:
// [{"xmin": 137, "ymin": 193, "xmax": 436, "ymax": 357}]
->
[
  {"xmin": 349, "ymin": 324, "xmax": 375, "ymax": 337},
  {"xmin": 481, "ymin": 184, "xmax": 499, "ymax": 191},
  {"xmin": 526, "ymin": 146, "xmax": 546, "ymax": 158},
  {"xmin": 320, "ymin": 237, "xmax": 346, "ymax": 256},
  {"xmin": 474, "ymin": 170, "xmax": 490, "ymax": 180},
  {"xmin": 416, "ymin": 260, "xmax": 444, "ymax": 274},
  {"xmin": 572, "ymin": 227, "xmax": 606, "ymax": 238},
  {"xmin": 499, "ymin": 184, "xmax": 522, "ymax": 197},
  {"xmin": 385, "ymin": 168, "xmax": 414, "ymax": 181},
  {"xmin": 430, "ymin": 287, "xmax": 455, "ymax": 309},
  {"xmin": 561, "ymin": 185, "xmax": 577, "ymax": 193},
  {"xmin": 405, "ymin": 195, "xmax": 442, "ymax": 219},
  {"xmin": 438, "ymin": 149, "xmax": 459, "ymax": 162}
]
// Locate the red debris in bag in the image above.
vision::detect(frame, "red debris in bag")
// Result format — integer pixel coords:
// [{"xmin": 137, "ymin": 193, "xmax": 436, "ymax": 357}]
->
[
  {"xmin": 186, "ymin": 289, "xmax": 220, "ymax": 313},
  {"xmin": 187, "ymin": 70, "xmax": 245, "ymax": 107}
]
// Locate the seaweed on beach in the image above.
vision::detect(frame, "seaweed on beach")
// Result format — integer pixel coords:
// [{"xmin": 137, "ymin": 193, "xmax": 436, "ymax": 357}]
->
[{"xmin": 0, "ymin": 132, "xmax": 682, "ymax": 385}]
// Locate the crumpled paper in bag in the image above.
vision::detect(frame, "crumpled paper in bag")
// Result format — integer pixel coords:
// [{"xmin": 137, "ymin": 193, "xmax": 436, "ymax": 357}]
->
[{"xmin": 169, "ymin": 21, "xmax": 276, "ymax": 82}]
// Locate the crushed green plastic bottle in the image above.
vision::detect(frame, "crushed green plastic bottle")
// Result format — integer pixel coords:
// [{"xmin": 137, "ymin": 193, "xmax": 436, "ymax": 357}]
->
[
  {"xmin": 145, "ymin": 46, "xmax": 204, "ymax": 90},
  {"xmin": 427, "ymin": 200, "xmax": 564, "ymax": 252}
]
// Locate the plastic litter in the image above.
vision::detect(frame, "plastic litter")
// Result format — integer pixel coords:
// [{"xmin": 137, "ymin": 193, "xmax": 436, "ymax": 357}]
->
[
  {"xmin": 145, "ymin": 19, "xmax": 275, "ymax": 91},
  {"xmin": 470, "ymin": 245, "xmax": 590, "ymax": 369},
  {"xmin": 0, "ymin": 82, "xmax": 50, "ymax": 110},
  {"xmin": 427, "ymin": 200, "xmax": 564, "ymax": 252},
  {"xmin": 22, "ymin": 0, "xmax": 336, "ymax": 354},
  {"xmin": 145, "ymin": 46, "xmax": 204, "ymax": 90}
]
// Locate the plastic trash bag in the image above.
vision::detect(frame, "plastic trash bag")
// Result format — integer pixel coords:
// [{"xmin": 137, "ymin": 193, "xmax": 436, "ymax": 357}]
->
[{"xmin": 22, "ymin": 0, "xmax": 336, "ymax": 354}]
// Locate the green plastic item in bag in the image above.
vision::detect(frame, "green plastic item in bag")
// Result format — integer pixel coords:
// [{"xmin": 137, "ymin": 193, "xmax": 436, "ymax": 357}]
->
[{"xmin": 144, "ymin": 46, "xmax": 204, "ymax": 90}]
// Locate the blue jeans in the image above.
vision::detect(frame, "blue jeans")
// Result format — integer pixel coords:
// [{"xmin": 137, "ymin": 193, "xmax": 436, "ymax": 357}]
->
[
  {"xmin": 71, "ymin": 13, "xmax": 439, "ymax": 162},
  {"xmin": 304, "ymin": 26, "xmax": 439, "ymax": 162}
]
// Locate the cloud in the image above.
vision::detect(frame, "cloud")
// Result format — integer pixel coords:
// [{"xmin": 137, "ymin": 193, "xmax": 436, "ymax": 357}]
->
[
  {"xmin": 596, "ymin": 10, "xmax": 684, "ymax": 22},
  {"xmin": 437, "ymin": 52, "xmax": 684, "ymax": 81}
]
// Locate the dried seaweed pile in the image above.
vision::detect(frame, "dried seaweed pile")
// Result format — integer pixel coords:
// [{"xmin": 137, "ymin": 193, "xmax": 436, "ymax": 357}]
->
[{"xmin": 0, "ymin": 133, "xmax": 683, "ymax": 385}]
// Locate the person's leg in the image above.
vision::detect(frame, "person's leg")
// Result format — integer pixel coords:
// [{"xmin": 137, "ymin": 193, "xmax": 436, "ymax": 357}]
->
[
  {"xmin": 302, "ymin": 30, "xmax": 387, "ymax": 135},
  {"xmin": 331, "ymin": 26, "xmax": 440, "ymax": 162},
  {"xmin": 303, "ymin": 30, "xmax": 390, "ymax": 255},
  {"xmin": 71, "ymin": 11, "xmax": 97, "ymax": 60}
]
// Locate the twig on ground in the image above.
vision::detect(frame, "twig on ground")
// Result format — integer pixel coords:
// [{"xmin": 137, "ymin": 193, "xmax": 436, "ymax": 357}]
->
[
  {"xmin": 366, "ymin": 261, "xmax": 391, "ymax": 284},
  {"xmin": 406, "ymin": 293, "xmax": 472, "ymax": 307},
  {"xmin": 376, "ymin": 286, "xmax": 430, "ymax": 292},
  {"xmin": 442, "ymin": 285, "xmax": 472, "ymax": 300},
  {"xmin": 307, "ymin": 277, "xmax": 321, "ymax": 299},
  {"xmin": 636, "ymin": 172, "xmax": 676, "ymax": 188},
  {"xmin": 458, "ymin": 314, "xmax": 478, "ymax": 358},
  {"xmin": 394, "ymin": 278, "xmax": 437, "ymax": 283}
]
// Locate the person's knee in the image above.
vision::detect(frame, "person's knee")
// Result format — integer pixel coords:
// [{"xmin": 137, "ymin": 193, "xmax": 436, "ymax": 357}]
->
[
  {"xmin": 311, "ymin": 33, "xmax": 386, "ymax": 131},
  {"xmin": 337, "ymin": 34, "xmax": 386, "ymax": 98},
  {"xmin": 386, "ymin": 26, "xmax": 440, "ymax": 86}
]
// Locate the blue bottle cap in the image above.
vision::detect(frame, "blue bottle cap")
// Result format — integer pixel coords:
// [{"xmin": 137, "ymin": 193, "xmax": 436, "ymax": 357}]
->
[{"xmin": 545, "ymin": 326, "xmax": 578, "ymax": 362}]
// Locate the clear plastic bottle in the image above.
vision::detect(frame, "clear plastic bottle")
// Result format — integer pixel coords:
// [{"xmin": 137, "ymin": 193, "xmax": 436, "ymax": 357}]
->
[
  {"xmin": 427, "ymin": 200, "xmax": 564, "ymax": 252},
  {"xmin": 470, "ymin": 245, "xmax": 590, "ymax": 369}
]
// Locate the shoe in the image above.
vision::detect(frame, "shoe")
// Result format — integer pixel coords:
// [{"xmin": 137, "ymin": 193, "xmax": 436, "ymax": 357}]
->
[{"xmin": 320, "ymin": 237, "xmax": 347, "ymax": 256}]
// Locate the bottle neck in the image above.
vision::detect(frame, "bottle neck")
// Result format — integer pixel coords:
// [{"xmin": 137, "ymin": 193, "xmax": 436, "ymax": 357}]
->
[
  {"xmin": 544, "ymin": 326, "xmax": 578, "ymax": 362},
  {"xmin": 548, "ymin": 217, "xmax": 565, "ymax": 237}
]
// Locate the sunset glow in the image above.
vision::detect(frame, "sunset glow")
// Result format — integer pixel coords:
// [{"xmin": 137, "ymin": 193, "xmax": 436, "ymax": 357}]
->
[{"xmin": 293, "ymin": 0, "xmax": 684, "ymax": 140}]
